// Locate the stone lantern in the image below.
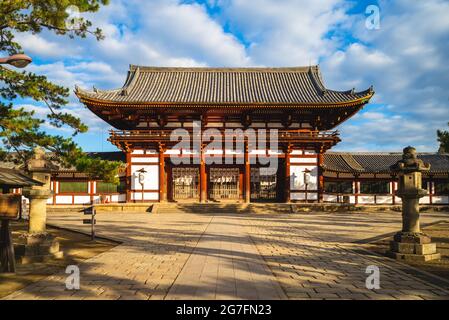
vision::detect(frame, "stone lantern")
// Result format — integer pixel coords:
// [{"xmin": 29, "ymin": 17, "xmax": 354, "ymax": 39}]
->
[
  {"xmin": 18, "ymin": 147, "xmax": 62, "ymax": 263},
  {"xmin": 387, "ymin": 146, "xmax": 440, "ymax": 262}
]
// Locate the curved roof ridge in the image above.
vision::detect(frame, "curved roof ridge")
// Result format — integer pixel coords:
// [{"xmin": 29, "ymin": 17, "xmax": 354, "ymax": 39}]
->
[
  {"xmin": 308, "ymin": 65, "xmax": 327, "ymax": 95},
  {"xmin": 122, "ymin": 66, "xmax": 140, "ymax": 96},
  {"xmin": 74, "ymin": 84, "xmax": 123, "ymax": 97},
  {"xmin": 129, "ymin": 64, "xmax": 316, "ymax": 73},
  {"xmin": 327, "ymin": 151, "xmax": 444, "ymax": 155},
  {"xmin": 341, "ymin": 154, "xmax": 365, "ymax": 171}
]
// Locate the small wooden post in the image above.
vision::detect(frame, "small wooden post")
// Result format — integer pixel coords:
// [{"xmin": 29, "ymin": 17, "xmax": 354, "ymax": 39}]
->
[
  {"xmin": 159, "ymin": 143, "xmax": 166, "ymax": 202},
  {"xmin": 285, "ymin": 144, "xmax": 292, "ymax": 203},
  {"xmin": 317, "ymin": 151, "xmax": 324, "ymax": 203},
  {"xmin": 244, "ymin": 141, "xmax": 251, "ymax": 203},
  {"xmin": 126, "ymin": 152, "xmax": 132, "ymax": 202},
  {"xmin": 0, "ymin": 220, "xmax": 16, "ymax": 273},
  {"xmin": 200, "ymin": 144, "xmax": 207, "ymax": 203}
]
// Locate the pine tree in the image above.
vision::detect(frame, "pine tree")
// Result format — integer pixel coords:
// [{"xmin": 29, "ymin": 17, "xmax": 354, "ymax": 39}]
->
[
  {"xmin": 437, "ymin": 123, "xmax": 449, "ymax": 153},
  {"xmin": 0, "ymin": 0, "xmax": 122, "ymax": 183}
]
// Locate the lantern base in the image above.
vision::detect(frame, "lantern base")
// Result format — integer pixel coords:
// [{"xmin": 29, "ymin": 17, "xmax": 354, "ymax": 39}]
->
[
  {"xmin": 387, "ymin": 232, "xmax": 440, "ymax": 262},
  {"xmin": 15, "ymin": 233, "xmax": 63, "ymax": 264}
]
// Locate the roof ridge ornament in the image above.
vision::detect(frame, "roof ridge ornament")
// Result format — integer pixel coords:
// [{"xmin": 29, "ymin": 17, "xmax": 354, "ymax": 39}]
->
[
  {"xmin": 122, "ymin": 67, "xmax": 140, "ymax": 96},
  {"xmin": 307, "ymin": 66, "xmax": 327, "ymax": 96}
]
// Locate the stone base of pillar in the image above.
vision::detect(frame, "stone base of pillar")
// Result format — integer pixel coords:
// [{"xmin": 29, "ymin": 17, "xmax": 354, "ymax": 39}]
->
[
  {"xmin": 15, "ymin": 233, "xmax": 63, "ymax": 264},
  {"xmin": 387, "ymin": 232, "xmax": 441, "ymax": 262}
]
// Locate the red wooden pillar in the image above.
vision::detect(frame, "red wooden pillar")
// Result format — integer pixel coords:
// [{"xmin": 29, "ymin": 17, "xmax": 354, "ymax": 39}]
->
[
  {"xmin": 90, "ymin": 180, "xmax": 95, "ymax": 204},
  {"xmin": 200, "ymin": 144, "xmax": 207, "ymax": 203},
  {"xmin": 52, "ymin": 179, "xmax": 57, "ymax": 205},
  {"xmin": 159, "ymin": 144, "xmax": 166, "ymax": 202},
  {"xmin": 285, "ymin": 144, "xmax": 291, "ymax": 203},
  {"xmin": 354, "ymin": 175, "xmax": 359, "ymax": 205},
  {"xmin": 429, "ymin": 175, "xmax": 433, "ymax": 205},
  {"xmin": 244, "ymin": 141, "xmax": 250, "ymax": 203},
  {"xmin": 317, "ymin": 151, "xmax": 324, "ymax": 203},
  {"xmin": 126, "ymin": 151, "xmax": 132, "ymax": 203}
]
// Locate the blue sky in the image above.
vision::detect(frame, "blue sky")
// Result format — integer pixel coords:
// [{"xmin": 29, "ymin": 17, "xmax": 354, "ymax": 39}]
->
[{"xmin": 9, "ymin": 0, "xmax": 449, "ymax": 152}]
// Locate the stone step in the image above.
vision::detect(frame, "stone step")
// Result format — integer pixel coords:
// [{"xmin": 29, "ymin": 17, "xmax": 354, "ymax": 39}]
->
[{"xmin": 151, "ymin": 203, "xmax": 294, "ymax": 214}]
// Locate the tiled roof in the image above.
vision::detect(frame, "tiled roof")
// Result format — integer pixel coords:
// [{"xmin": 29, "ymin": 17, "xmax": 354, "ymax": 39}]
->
[
  {"xmin": 75, "ymin": 65, "xmax": 373, "ymax": 106},
  {"xmin": 0, "ymin": 152, "xmax": 126, "ymax": 173},
  {"xmin": 0, "ymin": 168, "xmax": 43, "ymax": 188},
  {"xmin": 324, "ymin": 153, "xmax": 449, "ymax": 174}
]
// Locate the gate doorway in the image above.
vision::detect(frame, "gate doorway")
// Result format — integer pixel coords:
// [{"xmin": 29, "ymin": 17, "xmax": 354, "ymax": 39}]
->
[
  {"xmin": 172, "ymin": 167, "xmax": 199, "ymax": 201},
  {"xmin": 209, "ymin": 168, "xmax": 240, "ymax": 201},
  {"xmin": 251, "ymin": 167, "xmax": 278, "ymax": 201}
]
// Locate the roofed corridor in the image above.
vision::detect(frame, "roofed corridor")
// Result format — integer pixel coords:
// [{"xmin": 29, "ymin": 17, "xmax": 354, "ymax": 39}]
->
[{"xmin": 4, "ymin": 211, "xmax": 449, "ymax": 300}]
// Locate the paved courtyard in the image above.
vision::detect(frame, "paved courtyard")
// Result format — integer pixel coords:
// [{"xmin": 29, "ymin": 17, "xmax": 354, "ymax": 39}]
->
[{"xmin": 3, "ymin": 211, "xmax": 449, "ymax": 300}]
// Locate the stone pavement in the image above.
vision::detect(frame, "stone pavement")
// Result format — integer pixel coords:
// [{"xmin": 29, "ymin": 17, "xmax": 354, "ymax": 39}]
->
[{"xmin": 3, "ymin": 211, "xmax": 449, "ymax": 300}]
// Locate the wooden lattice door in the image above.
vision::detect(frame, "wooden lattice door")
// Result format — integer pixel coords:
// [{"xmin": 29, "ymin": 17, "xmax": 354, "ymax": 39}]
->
[
  {"xmin": 209, "ymin": 168, "xmax": 240, "ymax": 200},
  {"xmin": 172, "ymin": 167, "xmax": 199, "ymax": 200}
]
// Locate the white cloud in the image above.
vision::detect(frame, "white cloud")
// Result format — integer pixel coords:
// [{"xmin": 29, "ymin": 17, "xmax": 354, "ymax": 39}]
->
[
  {"xmin": 6, "ymin": 0, "xmax": 448, "ymax": 152},
  {"xmin": 216, "ymin": 0, "xmax": 350, "ymax": 66},
  {"xmin": 14, "ymin": 33, "xmax": 81, "ymax": 58},
  {"xmin": 322, "ymin": 0, "xmax": 449, "ymax": 152}
]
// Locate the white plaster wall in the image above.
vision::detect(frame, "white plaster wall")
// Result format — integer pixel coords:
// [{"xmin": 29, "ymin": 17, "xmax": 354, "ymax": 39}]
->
[
  {"xmin": 290, "ymin": 157, "xmax": 317, "ymax": 164},
  {"xmin": 131, "ymin": 192, "xmax": 159, "ymax": 201},
  {"xmin": 166, "ymin": 122, "xmax": 182, "ymax": 127},
  {"xmin": 323, "ymin": 194, "xmax": 338, "ymax": 202},
  {"xmin": 419, "ymin": 196, "xmax": 431, "ymax": 204},
  {"xmin": 225, "ymin": 122, "xmax": 243, "ymax": 128},
  {"xmin": 74, "ymin": 196, "xmax": 91, "ymax": 204},
  {"xmin": 205, "ymin": 122, "xmax": 224, "ymax": 127},
  {"xmin": 290, "ymin": 192, "xmax": 318, "ymax": 200},
  {"xmin": 92, "ymin": 195, "xmax": 101, "ymax": 204},
  {"xmin": 290, "ymin": 165, "xmax": 318, "ymax": 191},
  {"xmin": 55, "ymin": 195, "xmax": 73, "ymax": 204},
  {"xmin": 267, "ymin": 123, "xmax": 283, "ymax": 128},
  {"xmin": 165, "ymin": 149, "xmax": 181, "ymax": 155},
  {"xmin": 250, "ymin": 123, "xmax": 266, "ymax": 128},
  {"xmin": 358, "ymin": 196, "xmax": 375, "ymax": 204},
  {"xmin": 376, "ymin": 195, "xmax": 393, "ymax": 204},
  {"xmin": 131, "ymin": 157, "xmax": 158, "ymax": 163},
  {"xmin": 349, "ymin": 196, "xmax": 356, "ymax": 204},
  {"xmin": 131, "ymin": 165, "xmax": 159, "ymax": 190},
  {"xmin": 432, "ymin": 196, "xmax": 448, "ymax": 204}
]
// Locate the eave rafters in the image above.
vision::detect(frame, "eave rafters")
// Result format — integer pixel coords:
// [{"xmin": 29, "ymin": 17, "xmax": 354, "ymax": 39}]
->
[{"xmin": 77, "ymin": 92, "xmax": 373, "ymax": 110}]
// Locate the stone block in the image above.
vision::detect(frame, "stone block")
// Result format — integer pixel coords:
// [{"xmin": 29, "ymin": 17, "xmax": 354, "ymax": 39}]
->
[
  {"xmin": 415, "ymin": 243, "xmax": 437, "ymax": 255},
  {"xmin": 15, "ymin": 233, "xmax": 63, "ymax": 264},
  {"xmin": 386, "ymin": 251, "xmax": 441, "ymax": 262},
  {"xmin": 393, "ymin": 232, "xmax": 431, "ymax": 244},
  {"xmin": 389, "ymin": 241, "xmax": 437, "ymax": 256}
]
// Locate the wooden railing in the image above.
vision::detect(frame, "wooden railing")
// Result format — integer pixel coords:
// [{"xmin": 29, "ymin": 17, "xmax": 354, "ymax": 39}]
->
[{"xmin": 109, "ymin": 129, "xmax": 339, "ymax": 141}]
